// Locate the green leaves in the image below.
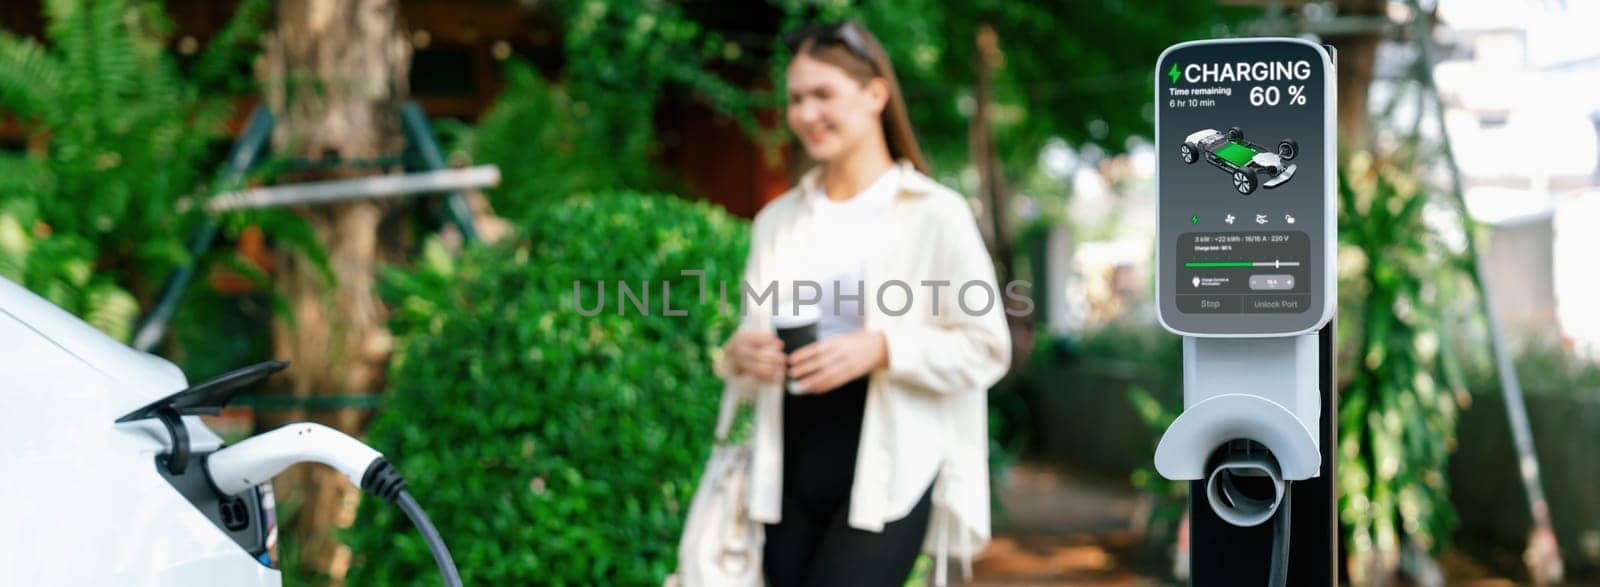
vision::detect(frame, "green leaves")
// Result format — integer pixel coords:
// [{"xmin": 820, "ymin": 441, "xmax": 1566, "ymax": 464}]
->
[
  {"xmin": 786, "ymin": 0, "xmax": 1250, "ymax": 173},
  {"xmin": 0, "ymin": 35, "xmax": 63, "ymax": 121},
  {"xmin": 346, "ymin": 192, "xmax": 749, "ymax": 585},
  {"xmin": 1336, "ymin": 156, "xmax": 1464, "ymax": 580},
  {"xmin": 0, "ymin": 0, "xmax": 263, "ymax": 339},
  {"xmin": 468, "ymin": 61, "xmax": 655, "ymax": 221},
  {"xmin": 0, "ymin": 205, "xmax": 139, "ymax": 339},
  {"xmin": 466, "ymin": 0, "xmax": 775, "ymax": 222}
]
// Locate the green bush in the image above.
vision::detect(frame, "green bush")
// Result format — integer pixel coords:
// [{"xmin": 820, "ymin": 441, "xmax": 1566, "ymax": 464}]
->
[
  {"xmin": 1462, "ymin": 337, "xmax": 1600, "ymax": 397},
  {"xmin": 345, "ymin": 191, "xmax": 749, "ymax": 585}
]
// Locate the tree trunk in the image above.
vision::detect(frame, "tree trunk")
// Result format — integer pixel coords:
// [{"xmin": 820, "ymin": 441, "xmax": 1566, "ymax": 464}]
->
[
  {"xmin": 256, "ymin": 0, "xmax": 411, "ymax": 581},
  {"xmin": 970, "ymin": 24, "xmax": 1033, "ymax": 367},
  {"xmin": 1328, "ymin": 0, "xmax": 1386, "ymax": 154}
]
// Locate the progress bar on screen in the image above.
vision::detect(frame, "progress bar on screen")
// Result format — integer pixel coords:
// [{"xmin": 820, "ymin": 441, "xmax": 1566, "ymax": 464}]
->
[{"xmin": 1185, "ymin": 260, "xmax": 1302, "ymax": 268}]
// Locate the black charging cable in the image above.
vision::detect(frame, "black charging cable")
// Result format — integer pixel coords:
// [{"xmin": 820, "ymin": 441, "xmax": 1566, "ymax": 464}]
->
[
  {"xmin": 1209, "ymin": 443, "xmax": 1293, "ymax": 587},
  {"xmin": 1267, "ymin": 486, "xmax": 1291, "ymax": 587},
  {"xmin": 362, "ymin": 458, "xmax": 463, "ymax": 587}
]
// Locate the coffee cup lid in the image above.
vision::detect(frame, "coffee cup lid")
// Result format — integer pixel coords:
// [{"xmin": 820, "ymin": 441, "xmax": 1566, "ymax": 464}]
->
[{"xmin": 771, "ymin": 304, "xmax": 820, "ymax": 329}]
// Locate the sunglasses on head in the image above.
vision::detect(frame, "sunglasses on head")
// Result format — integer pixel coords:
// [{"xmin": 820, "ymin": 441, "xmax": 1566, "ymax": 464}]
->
[{"xmin": 782, "ymin": 21, "xmax": 876, "ymax": 70}]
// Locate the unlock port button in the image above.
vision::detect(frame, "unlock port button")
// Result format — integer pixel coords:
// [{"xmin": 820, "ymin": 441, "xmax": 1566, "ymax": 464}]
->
[{"xmin": 1243, "ymin": 295, "xmax": 1311, "ymax": 313}]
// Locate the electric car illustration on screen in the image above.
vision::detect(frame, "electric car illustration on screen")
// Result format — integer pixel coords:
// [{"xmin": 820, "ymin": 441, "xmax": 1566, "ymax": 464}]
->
[{"xmin": 1180, "ymin": 127, "xmax": 1299, "ymax": 195}]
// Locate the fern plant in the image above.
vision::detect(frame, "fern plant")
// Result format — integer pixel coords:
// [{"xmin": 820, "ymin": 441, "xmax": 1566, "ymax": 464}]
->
[{"xmin": 0, "ymin": 0, "xmax": 266, "ymax": 336}]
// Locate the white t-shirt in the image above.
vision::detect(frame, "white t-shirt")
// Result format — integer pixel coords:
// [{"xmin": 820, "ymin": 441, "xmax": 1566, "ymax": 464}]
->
[{"xmin": 803, "ymin": 165, "xmax": 901, "ymax": 341}]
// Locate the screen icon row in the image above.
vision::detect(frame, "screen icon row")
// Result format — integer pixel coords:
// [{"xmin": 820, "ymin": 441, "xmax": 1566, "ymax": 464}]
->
[{"xmin": 1214, "ymin": 213, "xmax": 1295, "ymax": 225}]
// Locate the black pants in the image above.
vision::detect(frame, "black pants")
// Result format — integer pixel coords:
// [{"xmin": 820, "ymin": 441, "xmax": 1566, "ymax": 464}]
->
[{"xmin": 763, "ymin": 375, "xmax": 933, "ymax": 587}]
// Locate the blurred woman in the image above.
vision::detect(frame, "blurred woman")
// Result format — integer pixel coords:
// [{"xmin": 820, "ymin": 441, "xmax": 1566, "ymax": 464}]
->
[{"xmin": 714, "ymin": 20, "xmax": 1011, "ymax": 586}]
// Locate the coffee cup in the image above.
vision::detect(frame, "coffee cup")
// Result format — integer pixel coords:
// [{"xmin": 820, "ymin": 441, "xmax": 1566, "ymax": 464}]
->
[{"xmin": 772, "ymin": 305, "xmax": 820, "ymax": 394}]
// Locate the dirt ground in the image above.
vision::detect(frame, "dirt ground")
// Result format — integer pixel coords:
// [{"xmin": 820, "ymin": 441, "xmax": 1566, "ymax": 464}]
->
[
  {"xmin": 961, "ymin": 462, "xmax": 1557, "ymax": 586},
  {"xmin": 965, "ymin": 463, "xmax": 1158, "ymax": 586}
]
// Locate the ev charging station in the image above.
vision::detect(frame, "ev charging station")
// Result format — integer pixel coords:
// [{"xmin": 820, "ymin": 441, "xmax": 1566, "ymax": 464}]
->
[{"xmin": 1153, "ymin": 38, "xmax": 1337, "ymax": 585}]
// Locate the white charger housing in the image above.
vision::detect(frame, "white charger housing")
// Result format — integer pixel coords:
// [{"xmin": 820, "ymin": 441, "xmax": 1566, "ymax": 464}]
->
[{"xmin": 1154, "ymin": 334, "xmax": 1320, "ymax": 525}]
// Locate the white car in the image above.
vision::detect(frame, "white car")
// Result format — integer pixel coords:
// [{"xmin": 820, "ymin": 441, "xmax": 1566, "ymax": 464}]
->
[
  {"xmin": 1180, "ymin": 126, "xmax": 1300, "ymax": 195},
  {"xmin": 2, "ymin": 273, "xmax": 463, "ymax": 586},
  {"xmin": 0, "ymin": 276, "xmax": 283, "ymax": 585}
]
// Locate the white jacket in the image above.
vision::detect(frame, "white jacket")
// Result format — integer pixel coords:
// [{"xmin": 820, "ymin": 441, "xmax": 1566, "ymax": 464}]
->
[{"xmin": 713, "ymin": 160, "xmax": 1012, "ymax": 582}]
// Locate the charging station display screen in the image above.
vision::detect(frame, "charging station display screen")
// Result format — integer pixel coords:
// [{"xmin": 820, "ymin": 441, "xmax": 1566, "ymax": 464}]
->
[{"xmin": 1156, "ymin": 39, "xmax": 1333, "ymax": 336}]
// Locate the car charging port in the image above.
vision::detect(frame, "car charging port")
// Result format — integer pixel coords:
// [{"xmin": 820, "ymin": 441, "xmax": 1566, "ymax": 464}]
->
[
  {"xmin": 220, "ymin": 495, "xmax": 251, "ymax": 532},
  {"xmin": 155, "ymin": 452, "xmax": 273, "ymax": 564}
]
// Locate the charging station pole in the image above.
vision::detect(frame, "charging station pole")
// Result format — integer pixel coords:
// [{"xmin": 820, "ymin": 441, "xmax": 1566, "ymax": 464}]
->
[
  {"xmin": 1152, "ymin": 38, "xmax": 1337, "ymax": 586},
  {"xmin": 1186, "ymin": 323, "xmax": 1335, "ymax": 585}
]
